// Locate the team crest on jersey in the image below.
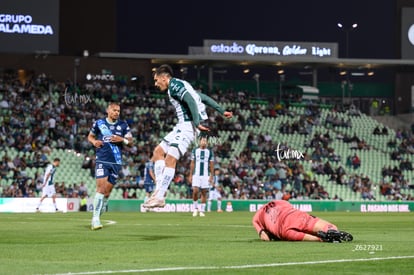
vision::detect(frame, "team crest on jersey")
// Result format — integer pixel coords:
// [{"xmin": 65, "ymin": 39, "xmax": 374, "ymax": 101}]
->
[
  {"xmin": 116, "ymin": 125, "xmax": 121, "ymax": 130},
  {"xmin": 110, "ymin": 125, "xmax": 115, "ymax": 130}
]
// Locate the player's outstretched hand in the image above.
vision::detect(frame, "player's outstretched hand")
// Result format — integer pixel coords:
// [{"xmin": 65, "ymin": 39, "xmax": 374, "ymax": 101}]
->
[{"xmin": 223, "ymin": 111, "xmax": 233, "ymax": 119}]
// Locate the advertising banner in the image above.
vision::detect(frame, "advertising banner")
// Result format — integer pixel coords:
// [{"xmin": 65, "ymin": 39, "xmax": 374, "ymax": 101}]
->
[
  {"xmin": 203, "ymin": 39, "xmax": 338, "ymax": 58},
  {"xmin": 0, "ymin": 0, "xmax": 59, "ymax": 54}
]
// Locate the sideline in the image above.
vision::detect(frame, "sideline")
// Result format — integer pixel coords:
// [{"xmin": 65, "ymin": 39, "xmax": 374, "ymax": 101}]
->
[{"xmin": 45, "ymin": 255, "xmax": 414, "ymax": 275}]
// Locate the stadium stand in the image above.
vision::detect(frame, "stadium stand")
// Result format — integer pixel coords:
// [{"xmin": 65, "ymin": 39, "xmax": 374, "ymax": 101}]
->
[{"xmin": 0, "ymin": 70, "xmax": 413, "ymax": 202}]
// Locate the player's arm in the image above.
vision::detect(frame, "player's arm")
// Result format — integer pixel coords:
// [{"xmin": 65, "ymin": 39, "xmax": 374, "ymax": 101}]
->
[
  {"xmin": 122, "ymin": 132, "xmax": 133, "ymax": 146},
  {"xmin": 109, "ymin": 131, "xmax": 133, "ymax": 146},
  {"xmin": 189, "ymin": 159, "xmax": 195, "ymax": 183},
  {"xmin": 252, "ymin": 210, "xmax": 275, "ymax": 241},
  {"xmin": 209, "ymin": 157, "xmax": 214, "ymax": 183},
  {"xmin": 199, "ymin": 93, "xmax": 233, "ymax": 119},
  {"xmin": 88, "ymin": 132, "xmax": 103, "ymax": 148}
]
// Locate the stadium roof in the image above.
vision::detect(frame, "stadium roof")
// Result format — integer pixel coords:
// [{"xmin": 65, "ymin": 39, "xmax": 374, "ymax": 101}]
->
[{"xmin": 97, "ymin": 52, "xmax": 414, "ymax": 70}]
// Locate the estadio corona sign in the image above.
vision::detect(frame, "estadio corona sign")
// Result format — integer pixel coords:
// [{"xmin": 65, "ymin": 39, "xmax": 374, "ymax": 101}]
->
[{"xmin": 203, "ymin": 39, "xmax": 338, "ymax": 58}]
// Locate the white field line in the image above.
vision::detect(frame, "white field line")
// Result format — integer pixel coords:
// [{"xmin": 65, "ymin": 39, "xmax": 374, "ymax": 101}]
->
[{"xmin": 45, "ymin": 255, "xmax": 414, "ymax": 275}]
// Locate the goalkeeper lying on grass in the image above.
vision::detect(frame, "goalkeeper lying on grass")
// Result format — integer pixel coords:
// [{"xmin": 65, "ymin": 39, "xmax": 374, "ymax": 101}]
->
[{"xmin": 252, "ymin": 200, "xmax": 353, "ymax": 242}]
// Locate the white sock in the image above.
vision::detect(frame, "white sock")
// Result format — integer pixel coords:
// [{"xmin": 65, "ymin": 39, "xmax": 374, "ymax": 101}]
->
[
  {"xmin": 92, "ymin": 193, "xmax": 104, "ymax": 221},
  {"xmin": 217, "ymin": 200, "xmax": 222, "ymax": 211},
  {"xmin": 207, "ymin": 200, "xmax": 212, "ymax": 211},
  {"xmin": 156, "ymin": 167, "xmax": 175, "ymax": 199},
  {"xmin": 100, "ymin": 197, "xmax": 108, "ymax": 216},
  {"xmin": 193, "ymin": 200, "xmax": 198, "ymax": 211},
  {"xmin": 200, "ymin": 203, "xmax": 206, "ymax": 213},
  {"xmin": 154, "ymin": 160, "xmax": 165, "ymax": 188}
]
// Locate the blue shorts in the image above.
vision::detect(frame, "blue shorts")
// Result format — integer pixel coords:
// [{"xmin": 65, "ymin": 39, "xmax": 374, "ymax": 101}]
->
[
  {"xmin": 95, "ymin": 162, "xmax": 121, "ymax": 185},
  {"xmin": 144, "ymin": 181, "xmax": 155, "ymax": 193}
]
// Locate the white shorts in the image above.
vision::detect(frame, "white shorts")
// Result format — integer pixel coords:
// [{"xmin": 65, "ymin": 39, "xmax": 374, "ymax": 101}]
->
[
  {"xmin": 42, "ymin": 184, "xmax": 56, "ymax": 197},
  {"xmin": 162, "ymin": 122, "xmax": 198, "ymax": 155},
  {"xmin": 208, "ymin": 188, "xmax": 222, "ymax": 200},
  {"xmin": 192, "ymin": 175, "xmax": 210, "ymax": 189}
]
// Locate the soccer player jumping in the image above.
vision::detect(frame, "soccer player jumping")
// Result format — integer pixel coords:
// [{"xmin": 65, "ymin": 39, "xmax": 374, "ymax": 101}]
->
[{"xmin": 143, "ymin": 64, "xmax": 233, "ymax": 208}]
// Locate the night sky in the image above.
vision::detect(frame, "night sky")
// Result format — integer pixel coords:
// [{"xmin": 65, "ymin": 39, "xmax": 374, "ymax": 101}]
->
[{"xmin": 116, "ymin": 0, "xmax": 396, "ymax": 59}]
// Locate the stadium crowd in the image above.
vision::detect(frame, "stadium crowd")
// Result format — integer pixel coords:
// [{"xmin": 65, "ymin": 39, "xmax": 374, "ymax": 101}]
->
[{"xmin": 0, "ymin": 70, "xmax": 413, "ymax": 201}]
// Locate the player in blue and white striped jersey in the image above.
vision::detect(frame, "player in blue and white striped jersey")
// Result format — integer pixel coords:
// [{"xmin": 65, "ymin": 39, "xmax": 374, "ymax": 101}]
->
[
  {"xmin": 143, "ymin": 157, "xmax": 156, "ymax": 204},
  {"xmin": 88, "ymin": 102, "xmax": 133, "ymax": 230}
]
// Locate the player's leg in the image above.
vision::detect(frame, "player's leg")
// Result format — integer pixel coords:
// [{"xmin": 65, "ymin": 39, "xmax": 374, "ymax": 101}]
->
[
  {"xmin": 207, "ymin": 190, "xmax": 212, "ymax": 212},
  {"xmin": 145, "ymin": 127, "xmax": 193, "ymax": 208},
  {"xmin": 144, "ymin": 183, "xmax": 152, "ymax": 203},
  {"xmin": 36, "ymin": 194, "xmax": 46, "ymax": 210},
  {"xmin": 152, "ymin": 143, "xmax": 167, "ymax": 186},
  {"xmin": 199, "ymin": 188, "xmax": 208, "ymax": 216},
  {"xmin": 152, "ymin": 128, "xmax": 177, "ymax": 187},
  {"xmin": 217, "ymin": 196, "xmax": 223, "ymax": 212},
  {"xmin": 100, "ymin": 182, "xmax": 114, "ymax": 216},
  {"xmin": 313, "ymin": 218, "xmax": 353, "ymax": 242},
  {"xmin": 144, "ymin": 149, "xmax": 177, "ymax": 207},
  {"xmin": 192, "ymin": 185, "xmax": 199, "ymax": 216},
  {"xmin": 91, "ymin": 162, "xmax": 111, "ymax": 230},
  {"xmin": 52, "ymin": 193, "xmax": 58, "ymax": 211},
  {"xmin": 212, "ymin": 190, "xmax": 223, "ymax": 212},
  {"xmin": 302, "ymin": 233, "xmax": 321, "ymax": 241},
  {"xmin": 207, "ymin": 186, "xmax": 214, "ymax": 212},
  {"xmin": 312, "ymin": 218, "xmax": 338, "ymax": 233}
]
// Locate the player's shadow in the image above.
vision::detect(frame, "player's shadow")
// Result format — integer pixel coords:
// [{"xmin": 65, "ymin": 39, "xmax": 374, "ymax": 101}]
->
[{"xmin": 134, "ymin": 235, "xmax": 181, "ymax": 241}]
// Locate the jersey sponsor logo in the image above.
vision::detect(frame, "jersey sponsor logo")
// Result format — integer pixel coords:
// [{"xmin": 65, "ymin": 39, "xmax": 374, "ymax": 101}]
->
[{"xmin": 103, "ymin": 135, "xmax": 112, "ymax": 142}]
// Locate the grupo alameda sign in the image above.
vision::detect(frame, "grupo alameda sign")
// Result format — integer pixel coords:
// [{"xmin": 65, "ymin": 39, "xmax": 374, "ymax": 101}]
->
[
  {"xmin": 0, "ymin": 0, "xmax": 59, "ymax": 54},
  {"xmin": 203, "ymin": 39, "xmax": 338, "ymax": 58},
  {"xmin": 0, "ymin": 13, "xmax": 54, "ymax": 35}
]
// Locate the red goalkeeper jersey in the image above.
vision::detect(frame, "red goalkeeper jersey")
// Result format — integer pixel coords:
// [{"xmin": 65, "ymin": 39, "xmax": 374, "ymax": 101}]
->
[{"xmin": 252, "ymin": 200, "xmax": 320, "ymax": 241}]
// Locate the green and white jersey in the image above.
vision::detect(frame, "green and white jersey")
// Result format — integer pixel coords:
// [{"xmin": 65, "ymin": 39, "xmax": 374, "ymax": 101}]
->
[
  {"xmin": 191, "ymin": 147, "xmax": 214, "ymax": 176},
  {"xmin": 43, "ymin": 164, "xmax": 57, "ymax": 186},
  {"xmin": 168, "ymin": 78, "xmax": 207, "ymax": 124}
]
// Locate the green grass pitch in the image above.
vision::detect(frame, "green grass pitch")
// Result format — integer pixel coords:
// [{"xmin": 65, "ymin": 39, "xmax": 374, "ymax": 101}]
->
[{"xmin": 0, "ymin": 211, "xmax": 413, "ymax": 275}]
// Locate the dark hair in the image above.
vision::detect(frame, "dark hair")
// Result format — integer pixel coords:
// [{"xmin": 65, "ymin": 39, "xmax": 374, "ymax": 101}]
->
[
  {"xmin": 154, "ymin": 64, "xmax": 173, "ymax": 77},
  {"xmin": 107, "ymin": 102, "xmax": 120, "ymax": 108},
  {"xmin": 198, "ymin": 132, "xmax": 209, "ymax": 140},
  {"xmin": 54, "ymin": 158, "xmax": 60, "ymax": 162}
]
